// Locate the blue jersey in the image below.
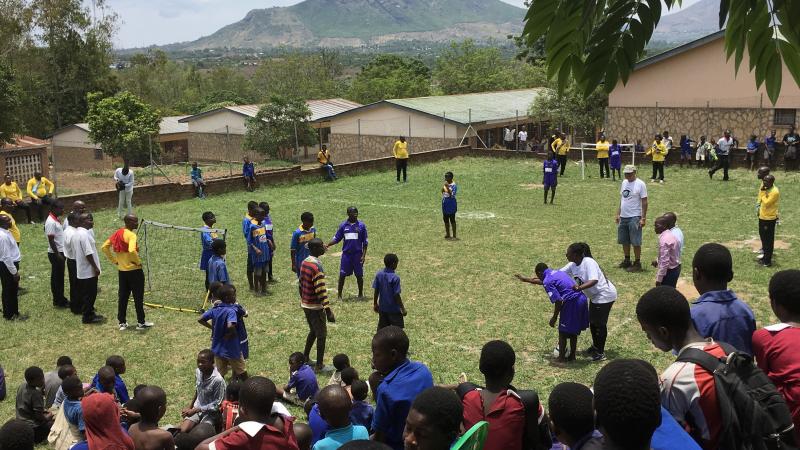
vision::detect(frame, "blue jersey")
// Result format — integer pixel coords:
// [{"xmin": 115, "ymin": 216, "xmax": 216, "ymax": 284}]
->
[
  {"xmin": 543, "ymin": 159, "xmax": 559, "ymax": 186},
  {"xmin": 191, "ymin": 167, "xmax": 202, "ymax": 180},
  {"xmin": 199, "ymin": 226, "xmax": 219, "ymax": 271},
  {"xmin": 242, "ymin": 162, "xmax": 255, "ymax": 178},
  {"xmin": 247, "ymin": 221, "xmax": 272, "ymax": 263},
  {"xmin": 609, "ymin": 144, "xmax": 622, "ymax": 169},
  {"xmin": 442, "ymin": 182, "xmax": 457, "ymax": 215},
  {"xmin": 747, "ymin": 140, "xmax": 758, "ymax": 153},
  {"xmin": 208, "ymin": 255, "xmax": 229, "ymax": 284},
  {"xmin": 290, "ymin": 226, "xmax": 316, "ymax": 269},
  {"xmin": 331, "ymin": 220, "xmax": 368, "ymax": 255}
]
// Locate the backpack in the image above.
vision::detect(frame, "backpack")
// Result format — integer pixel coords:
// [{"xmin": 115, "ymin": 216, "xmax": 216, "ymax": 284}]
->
[
  {"xmin": 456, "ymin": 382, "xmax": 553, "ymax": 450},
  {"xmin": 677, "ymin": 342, "xmax": 798, "ymax": 450}
]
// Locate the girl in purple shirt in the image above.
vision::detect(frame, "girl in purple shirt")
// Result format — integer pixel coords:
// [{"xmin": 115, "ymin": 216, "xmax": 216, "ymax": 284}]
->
[{"xmin": 543, "ymin": 150, "xmax": 559, "ymax": 204}]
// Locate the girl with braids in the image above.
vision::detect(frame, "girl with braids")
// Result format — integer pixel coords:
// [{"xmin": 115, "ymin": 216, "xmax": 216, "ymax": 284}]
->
[{"xmin": 561, "ymin": 242, "xmax": 618, "ymax": 362}]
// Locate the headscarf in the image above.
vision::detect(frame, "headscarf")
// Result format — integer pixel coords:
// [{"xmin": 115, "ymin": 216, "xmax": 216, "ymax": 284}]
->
[{"xmin": 81, "ymin": 392, "xmax": 135, "ymax": 450}]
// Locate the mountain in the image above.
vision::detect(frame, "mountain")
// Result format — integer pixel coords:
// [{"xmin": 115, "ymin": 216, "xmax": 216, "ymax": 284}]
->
[
  {"xmin": 168, "ymin": 0, "xmax": 525, "ymax": 50},
  {"xmin": 652, "ymin": 0, "xmax": 722, "ymax": 44}
]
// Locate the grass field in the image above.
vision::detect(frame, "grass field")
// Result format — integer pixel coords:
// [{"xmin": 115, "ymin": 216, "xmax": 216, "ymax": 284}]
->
[{"xmin": 2, "ymin": 156, "xmax": 798, "ymax": 429}]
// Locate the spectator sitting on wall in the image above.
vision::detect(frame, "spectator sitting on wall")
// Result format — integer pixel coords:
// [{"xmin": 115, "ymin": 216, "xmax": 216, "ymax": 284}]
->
[
  {"xmin": 0, "ymin": 175, "xmax": 33, "ymax": 224},
  {"xmin": 26, "ymin": 171, "xmax": 55, "ymax": 223},
  {"xmin": 190, "ymin": 162, "xmax": 207, "ymax": 199},
  {"xmin": 317, "ymin": 145, "xmax": 337, "ymax": 181},
  {"xmin": 242, "ymin": 157, "xmax": 256, "ymax": 192}
]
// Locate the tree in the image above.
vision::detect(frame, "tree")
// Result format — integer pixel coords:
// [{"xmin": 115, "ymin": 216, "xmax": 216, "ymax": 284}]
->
[
  {"xmin": 520, "ymin": 0, "xmax": 800, "ymax": 104},
  {"xmin": 349, "ymin": 54, "xmax": 431, "ymax": 104},
  {"xmin": 242, "ymin": 96, "xmax": 316, "ymax": 160},
  {"xmin": 0, "ymin": 60, "xmax": 21, "ymax": 143},
  {"xmin": 251, "ymin": 51, "xmax": 346, "ymax": 101},
  {"xmin": 530, "ymin": 84, "xmax": 607, "ymax": 138},
  {"xmin": 86, "ymin": 91, "xmax": 161, "ymax": 163}
]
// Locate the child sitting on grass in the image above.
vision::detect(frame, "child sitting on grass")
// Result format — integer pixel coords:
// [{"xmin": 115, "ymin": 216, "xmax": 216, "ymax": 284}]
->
[
  {"xmin": 50, "ymin": 364, "xmax": 77, "ymax": 410},
  {"xmin": 129, "ymin": 385, "xmax": 174, "ymax": 450},
  {"xmin": 199, "ymin": 284, "xmax": 249, "ymax": 380},
  {"xmin": 340, "ymin": 367, "xmax": 359, "ymax": 398},
  {"xmin": 221, "ymin": 381, "xmax": 241, "ymax": 431},
  {"xmin": 179, "ymin": 349, "xmax": 226, "ymax": 435},
  {"xmin": 349, "ymin": 380, "xmax": 374, "ymax": 433},
  {"xmin": 50, "ymin": 375, "xmax": 85, "ymax": 450},
  {"xmin": 16, "ymin": 366, "xmax": 54, "ymax": 443},
  {"xmin": 313, "ymin": 385, "xmax": 369, "ymax": 450},
  {"xmin": 92, "ymin": 355, "xmax": 130, "ymax": 404},
  {"xmin": 548, "ymin": 382, "xmax": 598, "ymax": 449},
  {"xmin": 328, "ymin": 354, "xmax": 350, "ymax": 387},
  {"xmin": 94, "ymin": 366, "xmax": 119, "ymax": 404},
  {"xmin": 276, "ymin": 352, "xmax": 319, "ymax": 407}
]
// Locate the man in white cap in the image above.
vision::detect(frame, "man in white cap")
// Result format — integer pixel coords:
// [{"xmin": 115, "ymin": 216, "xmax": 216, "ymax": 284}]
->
[{"xmin": 616, "ymin": 165, "xmax": 648, "ymax": 272}]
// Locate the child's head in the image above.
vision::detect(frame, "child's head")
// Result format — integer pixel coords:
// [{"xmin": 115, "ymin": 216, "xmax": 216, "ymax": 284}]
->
[
  {"xmin": 238, "ymin": 376, "xmax": 276, "ymax": 422},
  {"xmin": 548, "ymin": 382, "xmax": 594, "ymax": 446},
  {"xmin": 106, "ymin": 355, "xmax": 126, "ymax": 375},
  {"xmin": 24, "ymin": 366, "xmax": 44, "ymax": 388},
  {"xmin": 253, "ymin": 207, "xmax": 265, "ymax": 221},
  {"xmin": 340, "ymin": 367, "xmax": 359, "ymax": 386},
  {"xmin": 444, "ymin": 172, "xmax": 453, "ymax": 182},
  {"xmin": 351, "ymin": 379, "xmax": 369, "ymax": 402},
  {"xmin": 662, "ymin": 130, "xmax": 669, "ymax": 137},
  {"xmin": 137, "ymin": 385, "xmax": 168, "ymax": 424},
  {"xmin": 259, "ymin": 202, "xmax": 270, "ymax": 215},
  {"xmin": 479, "ymin": 340, "xmax": 515, "ymax": 386},
  {"xmin": 384, "ymin": 253, "xmax": 399, "ymax": 270},
  {"xmin": 403, "ymin": 387, "xmax": 463, "ymax": 450},
  {"xmin": 332, "ymin": 354, "xmax": 350, "ymax": 372},
  {"xmin": 58, "ymin": 364, "xmax": 76, "ymax": 381},
  {"xmin": 750, "ymin": 134, "xmax": 757, "ymax": 141},
  {"xmin": 289, "ymin": 352, "xmax": 306, "ymax": 372},
  {"xmin": 209, "ymin": 281, "xmax": 223, "ymax": 299},
  {"xmin": 758, "ymin": 166, "xmax": 771, "ymax": 180},
  {"xmin": 547, "ymin": 149, "xmax": 555, "ymax": 160},
  {"xmin": 300, "ymin": 211, "xmax": 314, "ymax": 228},
  {"xmin": 636, "ymin": 286, "xmax": 692, "ymax": 352},
  {"xmin": 0, "ymin": 419, "xmax": 35, "ymax": 450},
  {"xmin": 192, "ymin": 162, "xmax": 198, "ymax": 169},
  {"xmin": 197, "ymin": 349, "xmax": 215, "ymax": 376},
  {"xmin": 62, "ymin": 375, "xmax": 84, "ymax": 401},
  {"xmin": 226, "ymin": 381, "xmax": 242, "ymax": 402},
  {"xmin": 612, "ymin": 139, "xmax": 618, "ymax": 145},
  {"xmin": 133, "ymin": 384, "xmax": 147, "ymax": 398},
  {"xmin": 769, "ymin": 270, "xmax": 800, "ymax": 322},
  {"xmin": 308, "ymin": 238, "xmax": 325, "ymax": 257},
  {"xmin": 294, "ymin": 422, "xmax": 312, "ymax": 450},
  {"xmin": 97, "ymin": 366, "xmax": 117, "ymax": 393},
  {"xmin": 593, "ymin": 359, "xmax": 661, "ymax": 450},
  {"xmin": 692, "ymin": 243, "xmax": 733, "ymax": 290},
  {"xmin": 202, "ymin": 211, "xmax": 216, "ymax": 226},
  {"xmin": 534, "ymin": 262, "xmax": 548, "ymax": 280},
  {"xmin": 662, "ymin": 212, "xmax": 677, "ymax": 228},
  {"xmin": 211, "ymin": 238, "xmax": 226, "ymax": 256},
  {"xmin": 56, "ymin": 355, "xmax": 73, "ymax": 368},
  {"xmin": 371, "ymin": 326, "xmax": 409, "ymax": 375},
  {"xmin": 566, "ymin": 242, "xmax": 592, "ymax": 264},
  {"xmin": 247, "ymin": 200, "xmax": 258, "ymax": 214},
  {"xmin": 317, "ymin": 385, "xmax": 353, "ymax": 428}
]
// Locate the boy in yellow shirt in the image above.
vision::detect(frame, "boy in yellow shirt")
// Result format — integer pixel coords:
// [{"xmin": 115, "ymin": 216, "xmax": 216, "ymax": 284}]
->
[
  {"xmin": 392, "ymin": 136, "xmax": 409, "ymax": 182},
  {"xmin": 645, "ymin": 134, "xmax": 668, "ymax": 183},
  {"xmin": 26, "ymin": 171, "xmax": 55, "ymax": 222},
  {"xmin": 0, "ymin": 175, "xmax": 32, "ymax": 223},
  {"xmin": 757, "ymin": 175, "xmax": 779, "ymax": 267}
]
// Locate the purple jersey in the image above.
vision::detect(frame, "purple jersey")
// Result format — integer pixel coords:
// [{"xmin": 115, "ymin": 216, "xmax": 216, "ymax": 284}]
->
[
  {"xmin": 331, "ymin": 220, "xmax": 368, "ymax": 255},
  {"xmin": 542, "ymin": 269, "xmax": 589, "ymax": 335},
  {"xmin": 543, "ymin": 159, "xmax": 559, "ymax": 186}
]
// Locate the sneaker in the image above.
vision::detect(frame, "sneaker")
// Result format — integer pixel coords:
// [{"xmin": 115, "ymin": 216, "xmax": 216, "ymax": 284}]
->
[
  {"xmin": 752, "ymin": 248, "xmax": 764, "ymax": 254},
  {"xmin": 659, "ymin": 180, "xmax": 664, "ymax": 184},
  {"xmin": 650, "ymin": 179, "xmax": 656, "ymax": 182},
  {"xmin": 591, "ymin": 352, "xmax": 607, "ymax": 362},
  {"xmin": 583, "ymin": 345, "xmax": 598, "ymax": 356},
  {"xmin": 136, "ymin": 322, "xmax": 154, "ymax": 330},
  {"xmin": 10, "ymin": 313, "xmax": 29, "ymax": 322},
  {"xmin": 626, "ymin": 262, "xmax": 643, "ymax": 273},
  {"xmin": 119, "ymin": 323, "xmax": 128, "ymax": 331},
  {"xmin": 617, "ymin": 259, "xmax": 632, "ymax": 268},
  {"xmin": 83, "ymin": 315, "xmax": 106, "ymax": 324},
  {"xmin": 757, "ymin": 253, "xmax": 765, "ymax": 260}
]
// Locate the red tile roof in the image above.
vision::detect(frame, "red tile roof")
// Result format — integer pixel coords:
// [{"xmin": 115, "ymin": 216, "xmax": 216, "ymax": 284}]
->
[{"xmin": 1, "ymin": 135, "xmax": 49, "ymax": 150}]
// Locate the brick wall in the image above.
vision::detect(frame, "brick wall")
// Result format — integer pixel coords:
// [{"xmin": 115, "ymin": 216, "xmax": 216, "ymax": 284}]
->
[
  {"xmin": 53, "ymin": 146, "xmax": 116, "ymax": 171},
  {"xmin": 187, "ymin": 132, "xmax": 261, "ymax": 163},
  {"xmin": 329, "ymin": 134, "xmax": 463, "ymax": 164}
]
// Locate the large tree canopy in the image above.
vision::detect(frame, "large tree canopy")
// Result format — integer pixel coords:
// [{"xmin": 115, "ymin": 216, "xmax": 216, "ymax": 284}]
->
[
  {"xmin": 242, "ymin": 96, "xmax": 316, "ymax": 160},
  {"xmin": 521, "ymin": 0, "xmax": 800, "ymax": 104},
  {"xmin": 86, "ymin": 91, "xmax": 161, "ymax": 162}
]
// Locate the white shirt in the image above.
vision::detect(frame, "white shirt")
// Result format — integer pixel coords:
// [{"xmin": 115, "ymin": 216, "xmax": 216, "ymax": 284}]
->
[
  {"xmin": 663, "ymin": 136, "xmax": 673, "ymax": 150},
  {"xmin": 504, "ymin": 128, "xmax": 514, "ymax": 141},
  {"xmin": 63, "ymin": 225, "xmax": 76, "ymax": 259},
  {"xmin": 671, "ymin": 226, "xmax": 685, "ymax": 260},
  {"xmin": 518, "ymin": 131, "xmax": 528, "ymax": 142},
  {"xmin": 114, "ymin": 168, "xmax": 134, "ymax": 193},
  {"xmin": 73, "ymin": 227, "xmax": 101, "ymax": 279},
  {"xmin": 717, "ymin": 137, "xmax": 734, "ymax": 155},
  {"xmin": 619, "ymin": 178, "xmax": 648, "ymax": 218},
  {"xmin": 44, "ymin": 214, "xmax": 65, "ymax": 253},
  {"xmin": 0, "ymin": 228, "xmax": 20, "ymax": 274},
  {"xmin": 561, "ymin": 257, "xmax": 617, "ymax": 304}
]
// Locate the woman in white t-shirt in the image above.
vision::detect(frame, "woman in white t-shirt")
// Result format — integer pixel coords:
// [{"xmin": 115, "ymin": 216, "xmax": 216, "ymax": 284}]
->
[{"xmin": 561, "ymin": 242, "xmax": 617, "ymax": 361}]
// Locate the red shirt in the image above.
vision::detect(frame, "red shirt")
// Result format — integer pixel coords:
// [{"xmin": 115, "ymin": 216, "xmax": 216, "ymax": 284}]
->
[
  {"xmin": 462, "ymin": 389, "xmax": 538, "ymax": 450},
  {"xmin": 753, "ymin": 324, "xmax": 800, "ymax": 440},
  {"xmin": 210, "ymin": 418, "xmax": 299, "ymax": 450},
  {"xmin": 221, "ymin": 400, "xmax": 240, "ymax": 431}
]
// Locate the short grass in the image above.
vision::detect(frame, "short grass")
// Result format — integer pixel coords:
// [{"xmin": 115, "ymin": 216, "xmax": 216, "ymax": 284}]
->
[{"xmin": 2, "ymin": 156, "xmax": 798, "ymax": 429}]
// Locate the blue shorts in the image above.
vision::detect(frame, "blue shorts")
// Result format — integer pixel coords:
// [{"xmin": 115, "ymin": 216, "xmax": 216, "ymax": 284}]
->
[
  {"xmin": 340, "ymin": 252, "xmax": 364, "ymax": 277},
  {"xmin": 617, "ymin": 216, "xmax": 643, "ymax": 246}
]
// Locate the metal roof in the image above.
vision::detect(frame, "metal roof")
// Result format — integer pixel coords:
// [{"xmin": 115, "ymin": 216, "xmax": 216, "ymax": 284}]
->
[
  {"xmin": 179, "ymin": 98, "xmax": 363, "ymax": 124},
  {"xmin": 159, "ymin": 115, "xmax": 190, "ymax": 135},
  {"xmin": 635, "ymin": 30, "xmax": 725, "ymax": 71},
  {"xmin": 1, "ymin": 135, "xmax": 49, "ymax": 150}
]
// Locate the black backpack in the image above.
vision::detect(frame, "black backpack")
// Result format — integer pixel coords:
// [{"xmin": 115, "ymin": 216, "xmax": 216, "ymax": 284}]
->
[
  {"xmin": 456, "ymin": 382, "xmax": 552, "ymax": 450},
  {"xmin": 677, "ymin": 342, "xmax": 798, "ymax": 450}
]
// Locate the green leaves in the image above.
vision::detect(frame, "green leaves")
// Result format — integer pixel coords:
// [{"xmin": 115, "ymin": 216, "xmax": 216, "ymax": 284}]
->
[
  {"xmin": 242, "ymin": 96, "xmax": 315, "ymax": 159},
  {"xmin": 520, "ymin": 0, "xmax": 800, "ymax": 105},
  {"xmin": 86, "ymin": 91, "xmax": 161, "ymax": 161}
]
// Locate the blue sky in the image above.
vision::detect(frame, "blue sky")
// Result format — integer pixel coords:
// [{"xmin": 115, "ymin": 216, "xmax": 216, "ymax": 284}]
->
[{"xmin": 102, "ymin": 0, "xmax": 702, "ymax": 49}]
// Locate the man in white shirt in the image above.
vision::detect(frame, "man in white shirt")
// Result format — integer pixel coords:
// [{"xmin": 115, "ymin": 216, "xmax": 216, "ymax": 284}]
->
[
  {"xmin": 616, "ymin": 165, "xmax": 648, "ymax": 273},
  {"xmin": 45, "ymin": 200, "xmax": 69, "ymax": 309},
  {"xmin": 709, "ymin": 130, "xmax": 733, "ymax": 181},
  {"xmin": 0, "ymin": 214, "xmax": 25, "ymax": 321},
  {"xmin": 72, "ymin": 213, "xmax": 104, "ymax": 324},
  {"xmin": 503, "ymin": 127, "xmax": 515, "ymax": 150},
  {"xmin": 517, "ymin": 127, "xmax": 528, "ymax": 151},
  {"xmin": 114, "ymin": 163, "xmax": 134, "ymax": 219}
]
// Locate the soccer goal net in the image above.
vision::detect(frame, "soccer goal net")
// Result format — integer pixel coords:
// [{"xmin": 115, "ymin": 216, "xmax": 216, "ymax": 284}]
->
[{"xmin": 140, "ymin": 220, "xmax": 229, "ymax": 313}]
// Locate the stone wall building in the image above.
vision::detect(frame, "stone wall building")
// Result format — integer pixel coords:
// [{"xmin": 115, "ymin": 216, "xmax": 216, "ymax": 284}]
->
[{"xmin": 606, "ymin": 31, "xmax": 799, "ymax": 145}]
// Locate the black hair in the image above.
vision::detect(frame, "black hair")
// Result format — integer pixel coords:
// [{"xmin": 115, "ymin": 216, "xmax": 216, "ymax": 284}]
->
[
  {"xmin": 593, "ymin": 359, "xmax": 661, "ymax": 448},
  {"xmin": 769, "ymin": 270, "xmax": 800, "ymax": 316},
  {"xmin": 24, "ymin": 366, "xmax": 43, "ymax": 383},
  {"xmin": 209, "ymin": 281, "xmax": 223, "ymax": 297},
  {"xmin": 198, "ymin": 349, "xmax": 214, "ymax": 362},
  {"xmin": 239, "ymin": 376, "xmax": 277, "ymax": 417},
  {"xmin": 66, "ymin": 211, "xmax": 78, "ymax": 226},
  {"xmin": 247, "ymin": 201, "xmax": 258, "ymax": 211},
  {"xmin": 339, "ymin": 441, "xmax": 392, "ymax": 450},
  {"xmin": 138, "ymin": 385, "xmax": 167, "ymax": 423},
  {"xmin": 97, "ymin": 366, "xmax": 116, "ymax": 387},
  {"xmin": 289, "ymin": 352, "xmax": 306, "ymax": 365},
  {"xmin": 612, "ymin": 139, "xmax": 618, "ymax": 144},
  {"xmin": 259, "ymin": 202, "xmax": 270, "ymax": 213},
  {"xmin": 534, "ymin": 263, "xmax": 548, "ymax": 275},
  {"xmin": 351, "ymin": 379, "xmax": 368, "ymax": 402},
  {"xmin": 479, "ymin": 340, "xmax": 515, "ymax": 380},
  {"xmin": 56, "ymin": 355, "xmax": 73, "ymax": 367},
  {"xmin": 409, "ymin": 387, "xmax": 463, "ymax": 443},
  {"xmin": 332, "ymin": 354, "xmax": 350, "ymax": 371},
  {"xmin": 0, "ymin": 419, "xmax": 35, "ymax": 450},
  {"xmin": 384, "ymin": 253, "xmax": 398, "ymax": 268},
  {"xmin": 61, "ymin": 375, "xmax": 83, "ymax": 399},
  {"xmin": 692, "ymin": 243, "xmax": 733, "ymax": 282},
  {"xmin": 211, "ymin": 238, "xmax": 226, "ymax": 254},
  {"xmin": 308, "ymin": 238, "xmax": 325, "ymax": 253},
  {"xmin": 226, "ymin": 381, "xmax": 242, "ymax": 402},
  {"xmin": 567, "ymin": 242, "xmax": 592, "ymax": 259},
  {"xmin": 347, "ymin": 206, "xmax": 358, "ymax": 214},
  {"xmin": 202, "ymin": 211, "xmax": 214, "ymax": 222},
  {"xmin": 300, "ymin": 211, "xmax": 314, "ymax": 223},
  {"xmin": 548, "ymin": 382, "xmax": 595, "ymax": 441},
  {"xmin": 636, "ymin": 286, "xmax": 691, "ymax": 332},
  {"xmin": 106, "ymin": 355, "xmax": 125, "ymax": 372},
  {"xmin": 373, "ymin": 326, "xmax": 409, "ymax": 358},
  {"xmin": 133, "ymin": 384, "xmax": 147, "ymax": 397},
  {"xmin": 58, "ymin": 364, "xmax": 76, "ymax": 380},
  {"xmin": 341, "ymin": 367, "xmax": 359, "ymax": 386},
  {"xmin": 445, "ymin": 171, "xmax": 453, "ymax": 179}
]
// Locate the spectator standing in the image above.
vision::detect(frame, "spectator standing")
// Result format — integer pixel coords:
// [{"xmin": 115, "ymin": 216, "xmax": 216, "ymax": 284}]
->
[
  {"xmin": 783, "ymin": 125, "xmax": 799, "ymax": 171},
  {"xmin": 114, "ymin": 163, "xmax": 135, "ymax": 219},
  {"xmin": 616, "ymin": 165, "xmax": 648, "ymax": 272},
  {"xmin": 652, "ymin": 216, "xmax": 681, "ymax": 288},
  {"xmin": 503, "ymin": 127, "xmax": 515, "ymax": 150},
  {"xmin": 695, "ymin": 136, "xmax": 713, "ymax": 168},
  {"xmin": 300, "ymin": 238, "xmax": 336, "ymax": 370},
  {"xmin": 646, "ymin": 134, "xmax": 668, "ymax": 183},
  {"xmin": 596, "ymin": 133, "xmax": 610, "ymax": 179},
  {"xmin": 73, "ymin": 213, "xmax": 105, "ymax": 324},
  {"xmin": 0, "ymin": 175, "xmax": 32, "ymax": 223},
  {"xmin": 26, "ymin": 171, "xmax": 54, "ymax": 222},
  {"xmin": 0, "ymin": 214, "xmax": 24, "ymax": 321},
  {"xmin": 764, "ymin": 130, "xmax": 777, "ymax": 167},
  {"xmin": 517, "ymin": 127, "xmax": 528, "ymax": 151},
  {"xmin": 242, "ymin": 156, "xmax": 256, "ymax": 192},
  {"xmin": 709, "ymin": 130, "xmax": 733, "ymax": 180},
  {"xmin": 392, "ymin": 137, "xmax": 409, "ymax": 183},
  {"xmin": 661, "ymin": 130, "xmax": 674, "ymax": 158},
  {"xmin": 758, "ymin": 174, "xmax": 780, "ymax": 267},
  {"xmin": 44, "ymin": 200, "xmax": 69, "ymax": 308},
  {"xmin": 553, "ymin": 132, "xmax": 570, "ymax": 177}
]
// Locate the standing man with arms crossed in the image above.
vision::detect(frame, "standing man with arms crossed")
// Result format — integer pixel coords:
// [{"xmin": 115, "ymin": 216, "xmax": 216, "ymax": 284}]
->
[
  {"xmin": 616, "ymin": 165, "xmax": 648, "ymax": 273},
  {"xmin": 0, "ymin": 214, "xmax": 25, "ymax": 321},
  {"xmin": 114, "ymin": 163, "xmax": 134, "ymax": 219},
  {"xmin": 758, "ymin": 174, "xmax": 780, "ymax": 268},
  {"xmin": 552, "ymin": 132, "xmax": 570, "ymax": 176},
  {"xmin": 326, "ymin": 206, "xmax": 368, "ymax": 300},
  {"xmin": 102, "ymin": 214, "xmax": 153, "ymax": 331},
  {"xmin": 393, "ymin": 136, "xmax": 409, "ymax": 183},
  {"xmin": 44, "ymin": 200, "xmax": 69, "ymax": 308},
  {"xmin": 72, "ymin": 213, "xmax": 104, "ymax": 324}
]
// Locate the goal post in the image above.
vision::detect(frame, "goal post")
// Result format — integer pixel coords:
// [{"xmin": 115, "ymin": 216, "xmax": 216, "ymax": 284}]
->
[
  {"xmin": 140, "ymin": 220, "xmax": 229, "ymax": 313},
  {"xmin": 576, "ymin": 143, "xmax": 638, "ymax": 180}
]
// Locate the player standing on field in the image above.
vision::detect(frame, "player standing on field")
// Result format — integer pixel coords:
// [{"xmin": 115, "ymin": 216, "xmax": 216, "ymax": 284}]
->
[{"xmin": 326, "ymin": 206, "xmax": 368, "ymax": 300}]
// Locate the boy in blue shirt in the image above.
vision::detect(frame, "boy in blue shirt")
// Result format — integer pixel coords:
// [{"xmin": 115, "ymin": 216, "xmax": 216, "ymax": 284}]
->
[
  {"xmin": 198, "ymin": 285, "xmax": 247, "ymax": 380},
  {"xmin": 327, "ymin": 207, "xmax": 368, "ymax": 300},
  {"xmin": 609, "ymin": 139, "xmax": 622, "ymax": 180},
  {"xmin": 746, "ymin": 134, "xmax": 759, "ymax": 171},
  {"xmin": 259, "ymin": 202, "xmax": 276, "ymax": 283},
  {"xmin": 242, "ymin": 157, "xmax": 256, "ymax": 192},
  {"xmin": 243, "ymin": 201, "xmax": 258, "ymax": 291},
  {"xmin": 190, "ymin": 162, "xmax": 206, "ymax": 198},
  {"xmin": 313, "ymin": 385, "xmax": 368, "ymax": 450},
  {"xmin": 349, "ymin": 379, "xmax": 373, "ymax": 432},
  {"xmin": 207, "ymin": 239, "xmax": 229, "ymax": 285},
  {"xmin": 61, "ymin": 375, "xmax": 86, "ymax": 444},
  {"xmin": 276, "ymin": 353, "xmax": 319, "ymax": 407},
  {"xmin": 291, "ymin": 212, "xmax": 317, "ymax": 278},
  {"xmin": 441, "ymin": 172, "xmax": 457, "ymax": 240},
  {"xmin": 91, "ymin": 355, "xmax": 130, "ymax": 404},
  {"xmin": 764, "ymin": 130, "xmax": 777, "ymax": 167},
  {"xmin": 372, "ymin": 254, "xmax": 405, "ymax": 330},
  {"xmin": 199, "ymin": 211, "xmax": 218, "ymax": 290},
  {"xmin": 247, "ymin": 207, "xmax": 271, "ymax": 296}
]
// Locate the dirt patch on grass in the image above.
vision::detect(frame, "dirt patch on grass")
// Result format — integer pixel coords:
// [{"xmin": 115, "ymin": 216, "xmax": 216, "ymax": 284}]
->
[
  {"xmin": 722, "ymin": 237, "xmax": 791, "ymax": 251},
  {"xmin": 519, "ymin": 183, "xmax": 544, "ymax": 189},
  {"xmin": 676, "ymin": 278, "xmax": 699, "ymax": 299}
]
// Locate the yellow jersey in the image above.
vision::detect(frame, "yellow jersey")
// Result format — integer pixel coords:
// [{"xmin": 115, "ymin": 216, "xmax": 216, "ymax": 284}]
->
[
  {"xmin": 553, "ymin": 138, "xmax": 570, "ymax": 155},
  {"xmin": 596, "ymin": 140, "xmax": 610, "ymax": 158},
  {"xmin": 26, "ymin": 177, "xmax": 54, "ymax": 199},
  {"xmin": 758, "ymin": 186, "xmax": 780, "ymax": 220},
  {"xmin": 393, "ymin": 141, "xmax": 409, "ymax": 159},
  {"xmin": 0, "ymin": 210, "xmax": 20, "ymax": 242},
  {"xmin": 0, "ymin": 182, "xmax": 23, "ymax": 201},
  {"xmin": 646, "ymin": 141, "xmax": 668, "ymax": 162},
  {"xmin": 101, "ymin": 228, "xmax": 142, "ymax": 271},
  {"xmin": 317, "ymin": 149, "xmax": 331, "ymax": 165}
]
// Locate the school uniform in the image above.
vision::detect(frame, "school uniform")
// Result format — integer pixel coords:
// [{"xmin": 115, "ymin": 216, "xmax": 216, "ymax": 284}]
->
[
  {"xmin": 542, "ymin": 268, "xmax": 589, "ymax": 336},
  {"xmin": 0, "ymin": 227, "xmax": 20, "ymax": 319},
  {"xmin": 284, "ymin": 364, "xmax": 319, "ymax": 405},
  {"xmin": 753, "ymin": 323, "xmax": 800, "ymax": 442},
  {"xmin": 372, "ymin": 359, "xmax": 433, "ymax": 450},
  {"xmin": 73, "ymin": 226, "xmax": 101, "ymax": 323},
  {"xmin": 313, "ymin": 424, "xmax": 369, "ymax": 450},
  {"xmin": 208, "ymin": 418, "xmax": 299, "ymax": 450},
  {"xmin": 441, "ymin": 182, "xmax": 457, "ymax": 219},
  {"xmin": 290, "ymin": 226, "xmax": 317, "ymax": 277},
  {"xmin": 542, "ymin": 159, "xmax": 559, "ymax": 188},
  {"xmin": 609, "ymin": 144, "xmax": 622, "ymax": 171},
  {"xmin": 264, "ymin": 215, "xmax": 274, "ymax": 279},
  {"xmin": 561, "ymin": 257, "xmax": 617, "ymax": 355},
  {"xmin": 63, "ymin": 222, "xmax": 80, "ymax": 314},
  {"xmin": 44, "ymin": 213, "xmax": 68, "ymax": 307},
  {"xmin": 372, "ymin": 268, "xmax": 403, "ymax": 329},
  {"xmin": 201, "ymin": 304, "xmax": 246, "ymax": 377},
  {"xmin": 200, "ymin": 225, "xmax": 219, "ymax": 288},
  {"xmin": 331, "ymin": 220, "xmax": 368, "ymax": 278},
  {"xmin": 247, "ymin": 221, "xmax": 271, "ymax": 271},
  {"xmin": 690, "ymin": 290, "xmax": 756, "ymax": 355},
  {"xmin": 208, "ymin": 255, "xmax": 230, "ymax": 284}
]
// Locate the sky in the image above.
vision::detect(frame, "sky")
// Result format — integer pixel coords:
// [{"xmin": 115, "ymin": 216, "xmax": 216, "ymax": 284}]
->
[{"xmin": 102, "ymin": 0, "xmax": 702, "ymax": 49}]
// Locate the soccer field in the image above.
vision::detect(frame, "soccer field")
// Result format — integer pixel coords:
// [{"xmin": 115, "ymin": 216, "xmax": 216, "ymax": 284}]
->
[{"xmin": 2, "ymin": 156, "xmax": 798, "ymax": 426}]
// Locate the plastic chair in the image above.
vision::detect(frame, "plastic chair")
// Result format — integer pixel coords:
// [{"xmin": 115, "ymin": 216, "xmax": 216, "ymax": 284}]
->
[{"xmin": 451, "ymin": 420, "xmax": 489, "ymax": 450}]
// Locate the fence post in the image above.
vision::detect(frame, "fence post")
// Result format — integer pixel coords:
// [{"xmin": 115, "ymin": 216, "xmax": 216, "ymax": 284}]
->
[
  {"xmin": 293, "ymin": 122, "xmax": 299, "ymax": 163},
  {"xmin": 226, "ymin": 126, "xmax": 232, "ymax": 176},
  {"xmin": 443, "ymin": 111, "xmax": 446, "ymax": 148},
  {"xmin": 408, "ymin": 115, "xmax": 411, "ymax": 140},
  {"xmin": 51, "ymin": 140, "xmax": 58, "ymax": 197},
  {"xmin": 357, "ymin": 119, "xmax": 362, "ymax": 162},
  {"xmin": 148, "ymin": 136, "xmax": 155, "ymax": 185},
  {"xmin": 515, "ymin": 110, "xmax": 520, "ymax": 150}
]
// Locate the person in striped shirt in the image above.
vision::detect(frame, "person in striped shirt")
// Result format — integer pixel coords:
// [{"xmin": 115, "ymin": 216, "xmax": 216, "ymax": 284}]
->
[{"xmin": 300, "ymin": 238, "xmax": 335, "ymax": 371}]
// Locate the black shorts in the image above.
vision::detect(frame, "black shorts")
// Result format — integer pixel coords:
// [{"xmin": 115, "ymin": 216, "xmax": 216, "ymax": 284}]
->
[
  {"xmin": 378, "ymin": 312, "xmax": 404, "ymax": 330},
  {"xmin": 443, "ymin": 213, "xmax": 455, "ymax": 221}
]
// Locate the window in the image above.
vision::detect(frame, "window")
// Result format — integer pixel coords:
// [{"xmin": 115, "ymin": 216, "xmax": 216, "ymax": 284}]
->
[
  {"xmin": 94, "ymin": 149, "xmax": 104, "ymax": 160},
  {"xmin": 774, "ymin": 109, "xmax": 797, "ymax": 126}
]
